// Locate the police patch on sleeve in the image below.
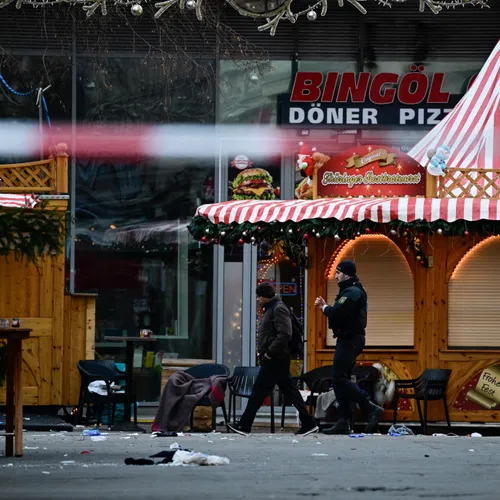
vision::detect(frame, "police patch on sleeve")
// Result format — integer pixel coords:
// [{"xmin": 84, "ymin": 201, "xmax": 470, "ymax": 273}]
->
[{"xmin": 337, "ymin": 297, "xmax": 347, "ymax": 304}]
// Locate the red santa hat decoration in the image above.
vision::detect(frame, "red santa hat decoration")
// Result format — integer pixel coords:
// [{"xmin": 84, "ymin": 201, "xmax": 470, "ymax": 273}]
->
[{"xmin": 297, "ymin": 141, "xmax": 316, "ymax": 178}]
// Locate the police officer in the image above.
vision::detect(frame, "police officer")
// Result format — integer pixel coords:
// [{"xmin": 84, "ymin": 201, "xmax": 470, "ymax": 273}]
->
[{"xmin": 314, "ymin": 260, "xmax": 383, "ymax": 435}]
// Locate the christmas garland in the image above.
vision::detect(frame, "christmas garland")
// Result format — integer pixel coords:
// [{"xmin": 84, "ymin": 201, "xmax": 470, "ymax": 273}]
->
[
  {"xmin": 0, "ymin": 202, "xmax": 66, "ymax": 264},
  {"xmin": 189, "ymin": 215, "xmax": 493, "ymax": 266}
]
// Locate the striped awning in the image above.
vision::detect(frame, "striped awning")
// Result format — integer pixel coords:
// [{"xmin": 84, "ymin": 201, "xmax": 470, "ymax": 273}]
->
[
  {"xmin": 0, "ymin": 194, "xmax": 39, "ymax": 209},
  {"xmin": 409, "ymin": 40, "xmax": 500, "ymax": 173},
  {"xmin": 195, "ymin": 198, "xmax": 500, "ymax": 225}
]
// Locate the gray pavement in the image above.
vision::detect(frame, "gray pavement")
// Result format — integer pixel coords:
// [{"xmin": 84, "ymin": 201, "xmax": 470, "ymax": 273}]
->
[{"xmin": 0, "ymin": 430, "xmax": 499, "ymax": 500}]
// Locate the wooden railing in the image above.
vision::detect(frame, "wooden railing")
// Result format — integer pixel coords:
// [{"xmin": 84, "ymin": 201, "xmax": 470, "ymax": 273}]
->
[
  {"xmin": 0, "ymin": 143, "xmax": 68, "ymax": 195},
  {"xmin": 426, "ymin": 169, "xmax": 500, "ymax": 198}
]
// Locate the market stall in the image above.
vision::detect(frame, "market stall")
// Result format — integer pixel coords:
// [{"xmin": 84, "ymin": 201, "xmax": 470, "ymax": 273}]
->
[
  {"xmin": 189, "ymin": 40, "xmax": 500, "ymax": 424},
  {"xmin": 0, "ymin": 144, "xmax": 96, "ymax": 407}
]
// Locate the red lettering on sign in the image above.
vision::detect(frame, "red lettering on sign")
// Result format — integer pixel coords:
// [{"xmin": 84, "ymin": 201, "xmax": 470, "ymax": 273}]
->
[
  {"xmin": 337, "ymin": 72, "xmax": 370, "ymax": 103},
  {"xmin": 369, "ymin": 73, "xmax": 398, "ymax": 105},
  {"xmin": 321, "ymin": 72, "xmax": 339, "ymax": 102},
  {"xmin": 290, "ymin": 72, "xmax": 323, "ymax": 102},
  {"xmin": 279, "ymin": 284, "xmax": 297, "ymax": 295},
  {"xmin": 427, "ymin": 73, "xmax": 450, "ymax": 103},
  {"xmin": 397, "ymin": 71, "xmax": 429, "ymax": 105}
]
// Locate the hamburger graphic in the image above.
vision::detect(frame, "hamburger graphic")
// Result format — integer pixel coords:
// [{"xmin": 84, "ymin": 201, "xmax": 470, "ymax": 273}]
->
[{"xmin": 232, "ymin": 168, "xmax": 275, "ymax": 200}]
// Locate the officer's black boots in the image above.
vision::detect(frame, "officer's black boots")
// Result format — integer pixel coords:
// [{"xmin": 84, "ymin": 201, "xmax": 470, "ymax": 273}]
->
[
  {"xmin": 322, "ymin": 419, "xmax": 351, "ymax": 435},
  {"xmin": 363, "ymin": 401, "xmax": 384, "ymax": 433}
]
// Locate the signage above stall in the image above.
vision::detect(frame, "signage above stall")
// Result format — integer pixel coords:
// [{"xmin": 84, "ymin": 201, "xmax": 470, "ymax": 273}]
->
[
  {"xmin": 279, "ymin": 69, "xmax": 476, "ymax": 128},
  {"xmin": 313, "ymin": 144, "xmax": 425, "ymax": 198}
]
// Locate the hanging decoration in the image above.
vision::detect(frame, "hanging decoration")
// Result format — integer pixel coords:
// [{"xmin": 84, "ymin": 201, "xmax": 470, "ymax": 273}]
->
[
  {"xmin": 0, "ymin": 0, "xmax": 489, "ymax": 35},
  {"xmin": 189, "ymin": 214, "xmax": 497, "ymax": 266}
]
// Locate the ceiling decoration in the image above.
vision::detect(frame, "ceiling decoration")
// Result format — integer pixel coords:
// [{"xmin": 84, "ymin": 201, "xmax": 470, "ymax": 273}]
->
[{"xmin": 0, "ymin": 0, "xmax": 490, "ymax": 35}]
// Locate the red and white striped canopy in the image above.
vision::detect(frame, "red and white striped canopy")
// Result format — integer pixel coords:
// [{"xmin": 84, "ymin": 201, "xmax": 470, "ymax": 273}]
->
[
  {"xmin": 0, "ymin": 194, "xmax": 39, "ymax": 209},
  {"xmin": 409, "ymin": 40, "xmax": 500, "ymax": 172},
  {"xmin": 196, "ymin": 198, "xmax": 500, "ymax": 225}
]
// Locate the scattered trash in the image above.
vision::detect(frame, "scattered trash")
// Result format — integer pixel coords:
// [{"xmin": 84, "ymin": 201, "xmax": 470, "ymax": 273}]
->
[
  {"xmin": 24, "ymin": 446, "xmax": 39, "ymax": 450},
  {"xmin": 41, "ymin": 471, "xmax": 51, "ymax": 475},
  {"xmin": 23, "ymin": 417, "xmax": 30, "ymax": 421},
  {"xmin": 61, "ymin": 461, "xmax": 76, "ymax": 465},
  {"xmin": 424, "ymin": 454, "xmax": 430, "ymax": 457},
  {"xmin": 220, "ymin": 437, "xmax": 228, "ymax": 440},
  {"xmin": 5, "ymin": 463, "xmax": 13, "ymax": 467},
  {"xmin": 90, "ymin": 435, "xmax": 107, "ymax": 442},
  {"xmin": 469, "ymin": 449, "xmax": 475, "ymax": 452},
  {"xmin": 316, "ymin": 442, "xmax": 322, "ymax": 445},
  {"xmin": 292, "ymin": 439, "xmax": 299, "ymax": 443},
  {"xmin": 229, "ymin": 438, "xmax": 235, "ymax": 441},
  {"xmin": 471, "ymin": 432, "xmax": 482, "ymax": 437},
  {"xmin": 311, "ymin": 453, "xmax": 328, "ymax": 457},
  {"xmin": 120, "ymin": 437, "xmax": 131, "ymax": 440},
  {"xmin": 167, "ymin": 450, "xmax": 230, "ymax": 466},
  {"xmin": 349, "ymin": 434, "xmax": 365, "ymax": 438},
  {"xmin": 388, "ymin": 424, "xmax": 414, "ymax": 436},
  {"xmin": 432, "ymin": 433, "xmax": 447, "ymax": 437},
  {"xmin": 169, "ymin": 443, "xmax": 181, "ymax": 450},
  {"xmin": 75, "ymin": 425, "xmax": 85, "ymax": 429},
  {"xmin": 207, "ymin": 440, "xmax": 213, "ymax": 443},
  {"xmin": 80, "ymin": 451, "xmax": 92, "ymax": 455},
  {"xmin": 82, "ymin": 429, "xmax": 101, "ymax": 436}
]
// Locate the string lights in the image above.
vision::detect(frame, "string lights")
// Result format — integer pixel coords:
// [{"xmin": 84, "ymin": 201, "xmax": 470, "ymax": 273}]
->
[{"xmin": 0, "ymin": 0, "xmax": 489, "ymax": 34}]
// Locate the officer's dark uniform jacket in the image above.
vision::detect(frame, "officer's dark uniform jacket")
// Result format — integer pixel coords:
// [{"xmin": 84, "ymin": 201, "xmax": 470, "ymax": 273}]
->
[
  {"xmin": 257, "ymin": 296, "xmax": 291, "ymax": 360},
  {"xmin": 323, "ymin": 278, "xmax": 367, "ymax": 339}
]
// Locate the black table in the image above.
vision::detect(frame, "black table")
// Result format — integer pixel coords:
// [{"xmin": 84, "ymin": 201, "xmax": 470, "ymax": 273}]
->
[{"xmin": 104, "ymin": 336, "xmax": 156, "ymax": 433}]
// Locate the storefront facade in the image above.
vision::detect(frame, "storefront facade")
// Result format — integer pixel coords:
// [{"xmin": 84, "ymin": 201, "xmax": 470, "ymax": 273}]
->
[{"xmin": 0, "ymin": 2, "xmax": 498, "ymax": 407}]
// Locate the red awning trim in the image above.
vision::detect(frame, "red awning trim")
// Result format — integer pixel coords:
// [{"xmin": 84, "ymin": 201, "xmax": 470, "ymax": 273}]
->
[
  {"xmin": 0, "ymin": 194, "xmax": 39, "ymax": 209},
  {"xmin": 195, "ymin": 198, "xmax": 500, "ymax": 225}
]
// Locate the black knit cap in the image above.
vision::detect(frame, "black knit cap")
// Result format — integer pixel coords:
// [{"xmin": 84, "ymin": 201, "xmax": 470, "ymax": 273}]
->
[
  {"xmin": 256, "ymin": 281, "xmax": 276, "ymax": 299},
  {"xmin": 336, "ymin": 260, "xmax": 357, "ymax": 277}
]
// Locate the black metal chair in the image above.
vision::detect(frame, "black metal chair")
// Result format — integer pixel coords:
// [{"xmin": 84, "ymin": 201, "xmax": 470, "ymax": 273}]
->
[
  {"xmin": 392, "ymin": 368, "xmax": 452, "ymax": 435},
  {"xmin": 280, "ymin": 365, "xmax": 333, "ymax": 428},
  {"xmin": 76, "ymin": 360, "xmax": 137, "ymax": 427},
  {"xmin": 228, "ymin": 366, "xmax": 276, "ymax": 433},
  {"xmin": 183, "ymin": 363, "xmax": 230, "ymax": 432}
]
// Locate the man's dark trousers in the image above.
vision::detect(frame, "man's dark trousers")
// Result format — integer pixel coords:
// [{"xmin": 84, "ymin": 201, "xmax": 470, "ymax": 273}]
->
[
  {"xmin": 332, "ymin": 335, "xmax": 370, "ymax": 421},
  {"xmin": 239, "ymin": 358, "xmax": 314, "ymax": 429}
]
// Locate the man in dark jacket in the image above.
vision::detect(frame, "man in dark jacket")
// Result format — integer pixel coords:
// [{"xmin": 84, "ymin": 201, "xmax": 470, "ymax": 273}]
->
[
  {"xmin": 228, "ymin": 282, "xmax": 318, "ymax": 437},
  {"xmin": 315, "ymin": 260, "xmax": 383, "ymax": 435}
]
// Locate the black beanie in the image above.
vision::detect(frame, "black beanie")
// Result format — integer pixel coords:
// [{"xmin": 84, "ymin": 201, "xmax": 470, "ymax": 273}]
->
[
  {"xmin": 336, "ymin": 260, "xmax": 357, "ymax": 277},
  {"xmin": 256, "ymin": 282, "xmax": 276, "ymax": 299}
]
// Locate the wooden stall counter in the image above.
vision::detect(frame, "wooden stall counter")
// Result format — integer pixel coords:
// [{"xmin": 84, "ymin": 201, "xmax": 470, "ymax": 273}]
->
[{"xmin": 0, "ymin": 328, "xmax": 31, "ymax": 457}]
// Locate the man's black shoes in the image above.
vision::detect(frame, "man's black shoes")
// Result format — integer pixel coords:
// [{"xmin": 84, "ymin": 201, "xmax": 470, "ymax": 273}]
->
[
  {"xmin": 227, "ymin": 422, "xmax": 251, "ymax": 437},
  {"xmin": 294, "ymin": 422, "xmax": 319, "ymax": 436}
]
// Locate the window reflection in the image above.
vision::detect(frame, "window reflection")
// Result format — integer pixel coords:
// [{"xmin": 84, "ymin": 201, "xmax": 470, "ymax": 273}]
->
[
  {"xmin": 219, "ymin": 60, "xmax": 292, "ymax": 124},
  {"xmin": 74, "ymin": 56, "xmax": 216, "ymax": 402}
]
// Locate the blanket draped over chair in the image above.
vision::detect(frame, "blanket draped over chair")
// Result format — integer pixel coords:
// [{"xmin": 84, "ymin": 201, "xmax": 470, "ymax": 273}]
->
[{"xmin": 152, "ymin": 371, "xmax": 228, "ymax": 432}]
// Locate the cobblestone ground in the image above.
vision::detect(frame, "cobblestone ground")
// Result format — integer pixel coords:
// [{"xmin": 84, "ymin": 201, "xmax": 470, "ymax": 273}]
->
[{"xmin": 1, "ymin": 430, "xmax": 499, "ymax": 500}]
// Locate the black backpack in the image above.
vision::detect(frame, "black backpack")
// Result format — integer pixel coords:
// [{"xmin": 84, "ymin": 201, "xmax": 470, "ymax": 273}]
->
[{"xmin": 271, "ymin": 302, "xmax": 305, "ymax": 356}]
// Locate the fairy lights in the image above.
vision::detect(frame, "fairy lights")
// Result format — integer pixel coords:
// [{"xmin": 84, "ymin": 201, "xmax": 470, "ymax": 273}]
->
[{"xmin": 450, "ymin": 235, "xmax": 498, "ymax": 280}]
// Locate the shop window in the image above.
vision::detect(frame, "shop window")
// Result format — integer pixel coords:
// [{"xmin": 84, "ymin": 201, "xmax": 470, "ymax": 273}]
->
[
  {"xmin": 74, "ymin": 56, "xmax": 216, "ymax": 402},
  {"xmin": 449, "ymin": 236, "xmax": 500, "ymax": 348},
  {"xmin": 325, "ymin": 235, "xmax": 414, "ymax": 347},
  {"xmin": 219, "ymin": 60, "xmax": 292, "ymax": 124}
]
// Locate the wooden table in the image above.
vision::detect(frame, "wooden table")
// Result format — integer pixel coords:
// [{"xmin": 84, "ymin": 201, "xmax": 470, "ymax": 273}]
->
[
  {"xmin": 104, "ymin": 336, "xmax": 156, "ymax": 432},
  {"xmin": 0, "ymin": 328, "xmax": 31, "ymax": 457}
]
